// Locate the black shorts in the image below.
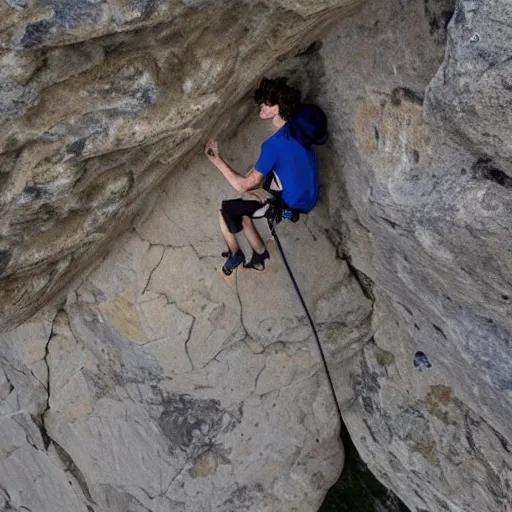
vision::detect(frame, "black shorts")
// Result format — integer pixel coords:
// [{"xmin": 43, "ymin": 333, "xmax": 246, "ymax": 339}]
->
[{"xmin": 221, "ymin": 198, "xmax": 273, "ymax": 234}]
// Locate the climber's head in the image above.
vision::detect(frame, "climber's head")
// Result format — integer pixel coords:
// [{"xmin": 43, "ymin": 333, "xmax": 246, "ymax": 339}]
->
[{"xmin": 254, "ymin": 77, "xmax": 301, "ymax": 121}]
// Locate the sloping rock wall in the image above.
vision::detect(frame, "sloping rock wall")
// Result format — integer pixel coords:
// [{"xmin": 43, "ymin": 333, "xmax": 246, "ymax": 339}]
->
[
  {"xmin": 317, "ymin": 0, "xmax": 512, "ymax": 510},
  {"xmin": 0, "ymin": 109, "xmax": 373, "ymax": 511},
  {"xmin": 0, "ymin": 0, "xmax": 362, "ymax": 332}
]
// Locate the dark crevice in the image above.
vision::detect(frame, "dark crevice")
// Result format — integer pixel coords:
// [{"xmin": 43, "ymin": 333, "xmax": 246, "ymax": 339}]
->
[
  {"xmin": 31, "ymin": 412, "xmax": 51, "ymax": 451},
  {"xmin": 390, "ymin": 87, "xmax": 424, "ymax": 107},
  {"xmin": 141, "ymin": 249, "xmax": 165, "ymax": 295},
  {"xmin": 482, "ymin": 167, "xmax": 512, "ymax": 187},
  {"xmin": 183, "ymin": 316, "xmax": 196, "ymax": 371},
  {"xmin": 32, "ymin": 420, "xmax": 97, "ymax": 508},
  {"xmin": 31, "ymin": 309, "xmax": 96, "ymax": 508},
  {"xmin": 1, "ymin": 368, "xmax": 15, "ymax": 399},
  {"xmin": 0, "ymin": 249, "xmax": 13, "ymax": 276},
  {"xmin": 52, "ymin": 441, "xmax": 96, "ymax": 506},
  {"xmin": 378, "ymin": 216, "xmax": 399, "ymax": 230},
  {"xmin": 398, "ymin": 302, "xmax": 413, "ymax": 316},
  {"xmin": 424, "ymin": 0, "xmax": 455, "ymax": 36},
  {"xmin": 297, "ymin": 40, "xmax": 323, "ymax": 56},
  {"xmin": 36, "ymin": 310, "xmax": 60, "ymax": 450},
  {"xmin": 320, "ymin": 429, "xmax": 410, "ymax": 511},
  {"xmin": 463, "ymin": 411, "xmax": 479, "ymax": 453},
  {"xmin": 432, "ymin": 323, "xmax": 447, "ymax": 339},
  {"xmin": 342, "ymin": 254, "xmax": 375, "ymax": 302},
  {"xmin": 472, "ymin": 158, "xmax": 512, "ymax": 188},
  {"xmin": 490, "ymin": 425, "xmax": 510, "ymax": 454}
]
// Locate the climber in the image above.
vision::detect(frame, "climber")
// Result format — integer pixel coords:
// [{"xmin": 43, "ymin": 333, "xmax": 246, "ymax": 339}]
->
[{"xmin": 205, "ymin": 77, "xmax": 328, "ymax": 275}]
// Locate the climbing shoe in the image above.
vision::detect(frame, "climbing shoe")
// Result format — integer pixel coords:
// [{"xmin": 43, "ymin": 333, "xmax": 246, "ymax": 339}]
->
[
  {"xmin": 281, "ymin": 208, "xmax": 300, "ymax": 222},
  {"xmin": 222, "ymin": 249, "xmax": 245, "ymax": 276},
  {"xmin": 243, "ymin": 249, "xmax": 270, "ymax": 272}
]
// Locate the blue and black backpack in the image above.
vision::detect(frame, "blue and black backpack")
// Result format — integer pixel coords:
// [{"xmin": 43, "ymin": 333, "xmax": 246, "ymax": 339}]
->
[{"xmin": 287, "ymin": 104, "xmax": 328, "ymax": 148}]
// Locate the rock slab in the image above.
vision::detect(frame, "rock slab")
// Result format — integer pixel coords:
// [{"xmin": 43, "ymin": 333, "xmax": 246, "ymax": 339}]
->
[
  {"xmin": 317, "ymin": 0, "xmax": 512, "ymax": 510},
  {"xmin": 0, "ymin": 111, "xmax": 373, "ymax": 511}
]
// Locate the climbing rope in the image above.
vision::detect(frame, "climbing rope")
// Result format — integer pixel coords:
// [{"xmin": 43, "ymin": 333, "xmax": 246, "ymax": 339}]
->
[{"xmin": 269, "ymin": 222, "xmax": 343, "ymax": 425}]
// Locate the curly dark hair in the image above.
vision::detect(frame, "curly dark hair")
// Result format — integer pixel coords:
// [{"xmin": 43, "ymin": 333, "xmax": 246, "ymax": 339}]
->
[{"xmin": 254, "ymin": 77, "xmax": 301, "ymax": 120}]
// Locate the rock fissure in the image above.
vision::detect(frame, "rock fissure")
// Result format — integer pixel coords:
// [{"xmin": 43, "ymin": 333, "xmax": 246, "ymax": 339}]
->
[
  {"xmin": 29, "ymin": 309, "xmax": 98, "ymax": 508},
  {"xmin": 253, "ymin": 364, "xmax": 266, "ymax": 393},
  {"xmin": 38, "ymin": 309, "xmax": 59, "ymax": 450},
  {"xmin": 13, "ymin": 417, "xmax": 39, "ymax": 452},
  {"xmin": 472, "ymin": 158, "xmax": 512, "ymax": 188},
  {"xmin": 51, "ymin": 440, "xmax": 96, "ymax": 506},
  {"xmin": 184, "ymin": 316, "xmax": 196, "ymax": 371},
  {"xmin": 161, "ymin": 461, "xmax": 189, "ymax": 499},
  {"xmin": 142, "ymin": 248, "xmax": 166, "ymax": 295},
  {"xmin": 342, "ymin": 254, "xmax": 375, "ymax": 303}
]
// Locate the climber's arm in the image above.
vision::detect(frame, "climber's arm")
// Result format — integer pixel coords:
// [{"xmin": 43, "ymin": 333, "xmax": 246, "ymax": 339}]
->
[{"xmin": 205, "ymin": 140, "xmax": 263, "ymax": 193}]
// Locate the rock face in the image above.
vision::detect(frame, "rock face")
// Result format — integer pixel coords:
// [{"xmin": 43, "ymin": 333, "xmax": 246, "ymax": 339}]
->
[
  {"xmin": 0, "ymin": 0, "xmax": 361, "ymax": 332},
  {"xmin": 0, "ymin": 111, "xmax": 373, "ymax": 511},
  {"xmin": 426, "ymin": 0, "xmax": 512, "ymax": 173},
  {"xmin": 1, "ymin": 0, "xmax": 512, "ymax": 511},
  {"xmin": 316, "ymin": 0, "xmax": 512, "ymax": 510}
]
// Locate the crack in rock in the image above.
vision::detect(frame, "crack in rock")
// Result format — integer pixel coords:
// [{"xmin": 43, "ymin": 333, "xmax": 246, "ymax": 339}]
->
[
  {"xmin": 37, "ymin": 309, "xmax": 60, "ymax": 450},
  {"xmin": 32, "ymin": 308, "xmax": 97, "ymax": 508},
  {"xmin": 52, "ymin": 440, "xmax": 96, "ymax": 506},
  {"xmin": 142, "ymin": 248, "xmax": 166, "ymax": 295},
  {"xmin": 184, "ymin": 316, "xmax": 196, "ymax": 371}
]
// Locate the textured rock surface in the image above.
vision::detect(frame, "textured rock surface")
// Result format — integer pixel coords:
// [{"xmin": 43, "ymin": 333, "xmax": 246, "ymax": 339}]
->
[
  {"xmin": 1, "ymin": 0, "xmax": 512, "ymax": 511},
  {"xmin": 0, "ymin": 112, "xmax": 373, "ymax": 511},
  {"xmin": 426, "ymin": 0, "xmax": 512, "ymax": 173},
  {"xmin": 0, "ymin": 0, "xmax": 362, "ymax": 332},
  {"xmin": 316, "ymin": 0, "xmax": 512, "ymax": 510}
]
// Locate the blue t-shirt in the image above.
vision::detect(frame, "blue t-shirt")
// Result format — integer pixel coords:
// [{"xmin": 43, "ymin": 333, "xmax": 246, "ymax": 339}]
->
[{"xmin": 254, "ymin": 125, "xmax": 318, "ymax": 212}]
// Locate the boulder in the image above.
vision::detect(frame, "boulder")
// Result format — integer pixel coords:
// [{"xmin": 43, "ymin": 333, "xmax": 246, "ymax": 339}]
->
[
  {"xmin": 318, "ymin": 0, "xmax": 512, "ymax": 510},
  {"xmin": 0, "ymin": 111, "xmax": 373, "ymax": 511}
]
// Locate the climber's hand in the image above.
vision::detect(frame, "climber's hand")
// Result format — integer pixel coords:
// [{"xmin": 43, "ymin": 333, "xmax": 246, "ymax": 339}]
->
[{"xmin": 205, "ymin": 140, "xmax": 220, "ymax": 162}]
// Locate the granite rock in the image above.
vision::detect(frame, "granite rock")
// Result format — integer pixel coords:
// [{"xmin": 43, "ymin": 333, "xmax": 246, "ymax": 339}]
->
[
  {"xmin": 1, "ymin": 0, "xmax": 511, "ymax": 510},
  {"xmin": 0, "ymin": 112, "xmax": 373, "ymax": 511},
  {"xmin": 0, "ymin": 0, "xmax": 362, "ymax": 332},
  {"xmin": 317, "ymin": 0, "xmax": 512, "ymax": 510}
]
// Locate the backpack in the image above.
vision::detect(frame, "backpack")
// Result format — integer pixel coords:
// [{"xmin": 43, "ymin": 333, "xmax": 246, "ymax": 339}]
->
[{"xmin": 287, "ymin": 104, "xmax": 328, "ymax": 148}]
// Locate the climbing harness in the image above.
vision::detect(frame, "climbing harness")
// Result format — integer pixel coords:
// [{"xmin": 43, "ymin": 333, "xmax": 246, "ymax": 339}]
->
[{"xmin": 268, "ymin": 219, "xmax": 343, "ymax": 424}]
